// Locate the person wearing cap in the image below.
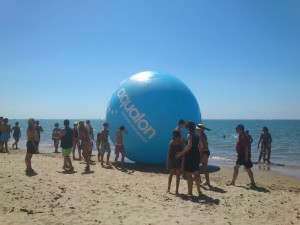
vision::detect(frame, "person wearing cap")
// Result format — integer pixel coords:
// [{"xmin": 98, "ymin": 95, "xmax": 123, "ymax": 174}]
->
[
  {"xmin": 52, "ymin": 123, "xmax": 61, "ymax": 153},
  {"xmin": 227, "ymin": 124, "xmax": 256, "ymax": 187},
  {"xmin": 72, "ymin": 122, "xmax": 81, "ymax": 160},
  {"xmin": 196, "ymin": 124, "xmax": 211, "ymax": 186}
]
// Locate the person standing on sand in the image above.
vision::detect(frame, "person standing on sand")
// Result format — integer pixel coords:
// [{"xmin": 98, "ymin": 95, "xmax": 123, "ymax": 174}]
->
[
  {"xmin": 258, "ymin": 127, "xmax": 272, "ymax": 164},
  {"xmin": 166, "ymin": 130, "xmax": 183, "ymax": 195},
  {"xmin": 0, "ymin": 118, "xmax": 10, "ymax": 152},
  {"xmin": 25, "ymin": 118, "xmax": 38, "ymax": 173},
  {"xmin": 97, "ymin": 123, "xmax": 111, "ymax": 167},
  {"xmin": 0, "ymin": 117, "xmax": 3, "ymax": 151},
  {"xmin": 245, "ymin": 130, "xmax": 253, "ymax": 160},
  {"xmin": 59, "ymin": 120, "xmax": 74, "ymax": 171},
  {"xmin": 52, "ymin": 123, "xmax": 61, "ymax": 153},
  {"xmin": 114, "ymin": 126, "xmax": 127, "ymax": 170},
  {"xmin": 11, "ymin": 122, "xmax": 21, "ymax": 149},
  {"xmin": 72, "ymin": 122, "xmax": 81, "ymax": 160},
  {"xmin": 175, "ymin": 119, "xmax": 186, "ymax": 178},
  {"xmin": 227, "ymin": 124, "xmax": 256, "ymax": 187},
  {"xmin": 176, "ymin": 121, "xmax": 202, "ymax": 196},
  {"xmin": 35, "ymin": 120, "xmax": 43, "ymax": 153},
  {"xmin": 78, "ymin": 121, "xmax": 92, "ymax": 172},
  {"xmin": 196, "ymin": 124, "xmax": 211, "ymax": 186}
]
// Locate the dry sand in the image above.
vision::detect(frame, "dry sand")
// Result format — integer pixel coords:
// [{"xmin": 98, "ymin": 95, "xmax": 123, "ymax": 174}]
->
[{"xmin": 0, "ymin": 149, "xmax": 299, "ymax": 225}]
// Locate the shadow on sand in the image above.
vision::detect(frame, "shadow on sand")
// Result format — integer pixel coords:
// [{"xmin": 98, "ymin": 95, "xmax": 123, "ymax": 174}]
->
[
  {"xmin": 236, "ymin": 185, "xmax": 270, "ymax": 193},
  {"xmin": 177, "ymin": 193, "xmax": 220, "ymax": 205},
  {"xmin": 26, "ymin": 171, "xmax": 38, "ymax": 177},
  {"xmin": 57, "ymin": 170, "xmax": 77, "ymax": 175},
  {"xmin": 202, "ymin": 185, "xmax": 227, "ymax": 194}
]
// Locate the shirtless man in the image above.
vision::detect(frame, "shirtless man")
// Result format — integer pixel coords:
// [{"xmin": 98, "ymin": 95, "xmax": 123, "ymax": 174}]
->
[
  {"xmin": 258, "ymin": 127, "xmax": 272, "ymax": 164},
  {"xmin": 97, "ymin": 123, "xmax": 111, "ymax": 167},
  {"xmin": 0, "ymin": 118, "xmax": 10, "ymax": 152},
  {"xmin": 114, "ymin": 126, "xmax": 127, "ymax": 170}
]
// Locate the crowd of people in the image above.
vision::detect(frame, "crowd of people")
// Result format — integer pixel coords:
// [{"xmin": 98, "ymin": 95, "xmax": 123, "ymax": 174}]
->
[{"xmin": 0, "ymin": 116, "xmax": 273, "ymax": 196}]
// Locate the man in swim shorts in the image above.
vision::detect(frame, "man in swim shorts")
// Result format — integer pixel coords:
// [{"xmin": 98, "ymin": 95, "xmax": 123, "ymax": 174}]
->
[
  {"xmin": 114, "ymin": 126, "xmax": 127, "ymax": 170},
  {"xmin": 98, "ymin": 123, "xmax": 111, "ymax": 167},
  {"xmin": 227, "ymin": 124, "xmax": 255, "ymax": 187},
  {"xmin": 25, "ymin": 118, "xmax": 38, "ymax": 174},
  {"xmin": 0, "ymin": 118, "xmax": 10, "ymax": 152},
  {"xmin": 0, "ymin": 117, "xmax": 3, "ymax": 151},
  {"xmin": 59, "ymin": 120, "xmax": 74, "ymax": 171}
]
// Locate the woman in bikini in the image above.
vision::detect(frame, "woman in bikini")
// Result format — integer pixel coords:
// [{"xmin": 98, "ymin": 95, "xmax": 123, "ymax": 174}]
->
[
  {"xmin": 52, "ymin": 123, "xmax": 61, "ymax": 153},
  {"xmin": 166, "ymin": 130, "xmax": 183, "ymax": 195},
  {"xmin": 78, "ymin": 121, "xmax": 92, "ymax": 172},
  {"xmin": 196, "ymin": 124, "xmax": 211, "ymax": 186}
]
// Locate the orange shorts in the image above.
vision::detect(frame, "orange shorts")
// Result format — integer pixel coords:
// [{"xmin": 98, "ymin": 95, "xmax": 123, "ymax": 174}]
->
[{"xmin": 115, "ymin": 144, "xmax": 125, "ymax": 155}]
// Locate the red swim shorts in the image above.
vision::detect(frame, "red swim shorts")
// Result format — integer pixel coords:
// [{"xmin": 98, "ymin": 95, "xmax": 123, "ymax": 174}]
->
[{"xmin": 115, "ymin": 144, "xmax": 125, "ymax": 155}]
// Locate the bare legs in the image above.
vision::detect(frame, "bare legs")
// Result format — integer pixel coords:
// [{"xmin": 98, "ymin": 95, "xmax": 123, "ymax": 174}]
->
[
  {"xmin": 25, "ymin": 153, "xmax": 33, "ymax": 172},
  {"xmin": 63, "ymin": 156, "xmax": 74, "ymax": 171},
  {"xmin": 114, "ymin": 153, "xmax": 124, "ymax": 170},
  {"xmin": 227, "ymin": 164, "xmax": 255, "ymax": 186},
  {"xmin": 186, "ymin": 171, "xmax": 202, "ymax": 196},
  {"xmin": 168, "ymin": 169, "xmax": 181, "ymax": 194},
  {"xmin": 54, "ymin": 139, "xmax": 59, "ymax": 153},
  {"xmin": 82, "ymin": 146, "xmax": 91, "ymax": 171},
  {"xmin": 12, "ymin": 137, "xmax": 19, "ymax": 149},
  {"xmin": 1, "ymin": 141, "xmax": 8, "ymax": 152},
  {"xmin": 201, "ymin": 155, "xmax": 210, "ymax": 185}
]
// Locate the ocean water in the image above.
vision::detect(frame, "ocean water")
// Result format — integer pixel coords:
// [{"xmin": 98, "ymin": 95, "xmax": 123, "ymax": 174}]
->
[{"xmin": 5, "ymin": 119, "xmax": 300, "ymax": 175}]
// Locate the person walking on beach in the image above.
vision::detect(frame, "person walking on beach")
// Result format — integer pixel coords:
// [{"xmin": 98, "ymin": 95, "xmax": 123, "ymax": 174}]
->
[
  {"xmin": 35, "ymin": 120, "xmax": 43, "ymax": 153},
  {"xmin": 78, "ymin": 121, "xmax": 92, "ymax": 172},
  {"xmin": 176, "ymin": 121, "xmax": 202, "ymax": 196},
  {"xmin": 114, "ymin": 126, "xmax": 127, "ymax": 170},
  {"xmin": 227, "ymin": 124, "xmax": 255, "ymax": 187},
  {"xmin": 0, "ymin": 118, "xmax": 10, "ymax": 152},
  {"xmin": 258, "ymin": 127, "xmax": 272, "ymax": 164},
  {"xmin": 72, "ymin": 122, "xmax": 81, "ymax": 160},
  {"xmin": 97, "ymin": 123, "xmax": 111, "ymax": 167},
  {"xmin": 0, "ymin": 117, "xmax": 3, "ymax": 151},
  {"xmin": 59, "ymin": 120, "xmax": 74, "ymax": 171},
  {"xmin": 11, "ymin": 122, "xmax": 21, "ymax": 149},
  {"xmin": 166, "ymin": 130, "xmax": 183, "ymax": 195},
  {"xmin": 25, "ymin": 118, "xmax": 38, "ymax": 174},
  {"xmin": 197, "ymin": 124, "xmax": 211, "ymax": 186},
  {"xmin": 52, "ymin": 123, "xmax": 61, "ymax": 153}
]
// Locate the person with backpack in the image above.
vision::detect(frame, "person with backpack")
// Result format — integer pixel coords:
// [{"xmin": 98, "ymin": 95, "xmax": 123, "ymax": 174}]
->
[{"xmin": 227, "ymin": 124, "xmax": 256, "ymax": 187}]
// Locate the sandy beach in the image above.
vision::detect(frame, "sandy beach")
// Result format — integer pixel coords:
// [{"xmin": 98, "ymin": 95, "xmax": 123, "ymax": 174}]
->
[{"xmin": 0, "ymin": 149, "xmax": 299, "ymax": 225}]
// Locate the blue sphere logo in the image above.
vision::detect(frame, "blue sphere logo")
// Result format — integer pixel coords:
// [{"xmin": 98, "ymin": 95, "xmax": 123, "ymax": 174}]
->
[{"xmin": 106, "ymin": 71, "xmax": 201, "ymax": 164}]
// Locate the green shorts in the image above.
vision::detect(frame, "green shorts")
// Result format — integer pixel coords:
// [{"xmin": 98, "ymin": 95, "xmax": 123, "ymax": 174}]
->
[
  {"xmin": 62, "ymin": 148, "xmax": 72, "ymax": 157},
  {"xmin": 98, "ymin": 142, "xmax": 111, "ymax": 154}
]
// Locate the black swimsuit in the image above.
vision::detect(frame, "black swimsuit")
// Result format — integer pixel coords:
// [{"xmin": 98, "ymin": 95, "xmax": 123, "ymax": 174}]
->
[
  {"xmin": 169, "ymin": 144, "xmax": 182, "ymax": 169},
  {"xmin": 184, "ymin": 133, "xmax": 200, "ymax": 172}
]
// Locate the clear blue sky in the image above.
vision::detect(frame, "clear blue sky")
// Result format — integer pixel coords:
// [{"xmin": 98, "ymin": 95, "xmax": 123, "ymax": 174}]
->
[{"xmin": 1, "ymin": 0, "xmax": 299, "ymax": 119}]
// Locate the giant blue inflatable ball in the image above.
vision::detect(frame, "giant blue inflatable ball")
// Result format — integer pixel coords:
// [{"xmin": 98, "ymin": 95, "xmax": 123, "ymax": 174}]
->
[{"xmin": 106, "ymin": 71, "xmax": 201, "ymax": 164}]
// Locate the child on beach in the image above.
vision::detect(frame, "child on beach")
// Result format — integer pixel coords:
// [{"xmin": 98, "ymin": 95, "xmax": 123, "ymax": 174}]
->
[
  {"xmin": 78, "ymin": 121, "xmax": 92, "ymax": 172},
  {"xmin": 0, "ymin": 118, "xmax": 10, "ymax": 152},
  {"xmin": 11, "ymin": 122, "xmax": 21, "ymax": 149},
  {"xmin": 59, "ymin": 120, "xmax": 74, "ymax": 171},
  {"xmin": 114, "ymin": 126, "xmax": 127, "ymax": 170},
  {"xmin": 52, "ymin": 123, "xmax": 61, "ymax": 153},
  {"xmin": 176, "ymin": 121, "xmax": 202, "ymax": 196},
  {"xmin": 258, "ymin": 127, "xmax": 272, "ymax": 164},
  {"xmin": 166, "ymin": 130, "xmax": 183, "ymax": 194},
  {"xmin": 227, "ymin": 124, "xmax": 255, "ymax": 187},
  {"xmin": 197, "ymin": 124, "xmax": 211, "ymax": 186},
  {"xmin": 97, "ymin": 123, "xmax": 111, "ymax": 167},
  {"xmin": 72, "ymin": 122, "xmax": 81, "ymax": 160},
  {"xmin": 25, "ymin": 118, "xmax": 38, "ymax": 174}
]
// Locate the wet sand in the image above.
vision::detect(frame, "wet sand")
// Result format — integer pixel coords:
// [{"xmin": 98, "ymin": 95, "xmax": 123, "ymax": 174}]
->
[{"xmin": 0, "ymin": 149, "xmax": 299, "ymax": 225}]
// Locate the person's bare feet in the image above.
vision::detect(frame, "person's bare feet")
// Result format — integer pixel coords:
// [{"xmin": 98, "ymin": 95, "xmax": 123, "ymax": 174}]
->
[{"xmin": 226, "ymin": 181, "xmax": 235, "ymax": 186}]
